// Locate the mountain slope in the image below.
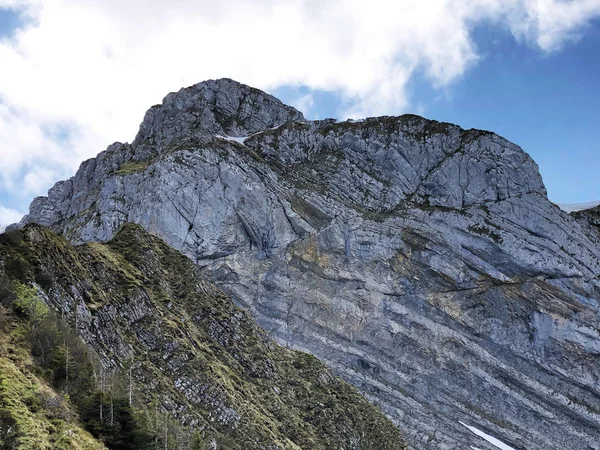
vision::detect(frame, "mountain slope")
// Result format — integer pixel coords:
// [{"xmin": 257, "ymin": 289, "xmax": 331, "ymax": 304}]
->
[
  {"xmin": 0, "ymin": 318, "xmax": 106, "ymax": 450},
  {"xmin": 13, "ymin": 79, "xmax": 600, "ymax": 449},
  {"xmin": 0, "ymin": 223, "xmax": 406, "ymax": 450}
]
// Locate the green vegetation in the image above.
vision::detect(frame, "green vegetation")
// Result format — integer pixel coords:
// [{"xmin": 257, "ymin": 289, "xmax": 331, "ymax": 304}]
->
[
  {"xmin": 115, "ymin": 160, "xmax": 152, "ymax": 175},
  {"xmin": 0, "ymin": 278, "xmax": 106, "ymax": 449},
  {"xmin": 0, "ymin": 355, "xmax": 106, "ymax": 450},
  {"xmin": 467, "ymin": 224, "xmax": 504, "ymax": 244},
  {"xmin": 13, "ymin": 283, "xmax": 48, "ymax": 324},
  {"xmin": 0, "ymin": 243, "xmax": 156, "ymax": 448},
  {"xmin": 0, "ymin": 278, "xmax": 161, "ymax": 449},
  {"xmin": 0, "ymin": 223, "xmax": 407, "ymax": 449}
]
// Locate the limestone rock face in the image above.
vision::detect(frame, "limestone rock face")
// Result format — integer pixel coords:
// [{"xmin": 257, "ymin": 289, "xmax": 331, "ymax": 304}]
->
[{"xmin": 14, "ymin": 79, "xmax": 600, "ymax": 450}]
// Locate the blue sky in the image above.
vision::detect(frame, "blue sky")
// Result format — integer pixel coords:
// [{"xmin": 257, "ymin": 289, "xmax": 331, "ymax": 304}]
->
[
  {"xmin": 1, "ymin": 1, "xmax": 599, "ymax": 229},
  {"xmin": 0, "ymin": 7, "xmax": 21, "ymax": 37}
]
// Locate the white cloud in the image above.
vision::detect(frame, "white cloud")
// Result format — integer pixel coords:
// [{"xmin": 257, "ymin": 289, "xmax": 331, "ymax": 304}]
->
[
  {"xmin": 0, "ymin": 0, "xmax": 599, "ymax": 214},
  {"xmin": 508, "ymin": 0, "xmax": 600, "ymax": 51},
  {"xmin": 290, "ymin": 93, "xmax": 315, "ymax": 117},
  {"xmin": 0, "ymin": 205, "xmax": 24, "ymax": 232}
]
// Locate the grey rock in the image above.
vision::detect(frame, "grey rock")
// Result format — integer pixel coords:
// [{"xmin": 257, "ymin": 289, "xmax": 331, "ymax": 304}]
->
[
  {"xmin": 14, "ymin": 79, "xmax": 600, "ymax": 450},
  {"xmin": 572, "ymin": 204, "xmax": 600, "ymax": 244}
]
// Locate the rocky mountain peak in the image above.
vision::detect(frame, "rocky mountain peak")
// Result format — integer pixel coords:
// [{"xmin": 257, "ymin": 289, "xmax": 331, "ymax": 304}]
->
[
  {"xmin": 243, "ymin": 114, "xmax": 547, "ymax": 212},
  {"xmin": 132, "ymin": 78, "xmax": 305, "ymax": 158}
]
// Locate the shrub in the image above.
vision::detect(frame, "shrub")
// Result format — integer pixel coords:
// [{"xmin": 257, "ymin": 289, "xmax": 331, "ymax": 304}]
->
[
  {"xmin": 13, "ymin": 283, "xmax": 48, "ymax": 325},
  {"xmin": 4, "ymin": 256, "xmax": 29, "ymax": 281},
  {"xmin": 34, "ymin": 270, "xmax": 53, "ymax": 290}
]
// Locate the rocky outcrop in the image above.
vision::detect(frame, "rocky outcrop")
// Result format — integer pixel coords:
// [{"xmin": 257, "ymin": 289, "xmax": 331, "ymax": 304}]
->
[
  {"xmin": 573, "ymin": 204, "xmax": 600, "ymax": 244},
  {"xmin": 13, "ymin": 79, "xmax": 600, "ymax": 449},
  {"xmin": 0, "ymin": 223, "xmax": 406, "ymax": 450}
]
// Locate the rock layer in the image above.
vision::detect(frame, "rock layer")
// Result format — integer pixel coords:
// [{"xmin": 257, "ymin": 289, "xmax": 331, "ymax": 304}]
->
[
  {"xmin": 13, "ymin": 79, "xmax": 600, "ymax": 449},
  {"xmin": 0, "ymin": 223, "xmax": 406, "ymax": 450}
]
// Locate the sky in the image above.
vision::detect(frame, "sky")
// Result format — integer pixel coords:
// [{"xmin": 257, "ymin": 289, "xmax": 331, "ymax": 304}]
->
[{"xmin": 0, "ymin": 0, "xmax": 599, "ymax": 230}]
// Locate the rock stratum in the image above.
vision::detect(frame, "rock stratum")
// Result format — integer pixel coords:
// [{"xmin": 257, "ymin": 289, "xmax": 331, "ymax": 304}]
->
[
  {"xmin": 0, "ymin": 223, "xmax": 405, "ymax": 449},
  {"xmin": 12, "ymin": 78, "xmax": 600, "ymax": 449}
]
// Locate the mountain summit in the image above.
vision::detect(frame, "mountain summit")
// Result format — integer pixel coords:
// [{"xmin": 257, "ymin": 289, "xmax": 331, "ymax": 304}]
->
[{"xmin": 12, "ymin": 79, "xmax": 600, "ymax": 449}]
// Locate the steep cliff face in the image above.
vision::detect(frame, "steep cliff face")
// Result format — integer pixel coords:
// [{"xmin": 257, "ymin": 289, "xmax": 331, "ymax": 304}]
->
[
  {"xmin": 13, "ymin": 79, "xmax": 600, "ymax": 450},
  {"xmin": 0, "ymin": 223, "xmax": 405, "ymax": 450}
]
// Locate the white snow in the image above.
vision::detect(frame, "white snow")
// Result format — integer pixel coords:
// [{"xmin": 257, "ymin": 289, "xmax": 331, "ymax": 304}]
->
[
  {"xmin": 215, "ymin": 135, "xmax": 248, "ymax": 145},
  {"xmin": 557, "ymin": 200, "xmax": 600, "ymax": 213},
  {"xmin": 459, "ymin": 422, "xmax": 515, "ymax": 450},
  {"xmin": 244, "ymin": 125, "xmax": 282, "ymax": 139},
  {"xmin": 217, "ymin": 124, "xmax": 285, "ymax": 142}
]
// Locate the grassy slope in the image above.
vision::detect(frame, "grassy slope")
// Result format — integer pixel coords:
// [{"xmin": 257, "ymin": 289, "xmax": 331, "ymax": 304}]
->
[{"xmin": 0, "ymin": 307, "xmax": 106, "ymax": 450}]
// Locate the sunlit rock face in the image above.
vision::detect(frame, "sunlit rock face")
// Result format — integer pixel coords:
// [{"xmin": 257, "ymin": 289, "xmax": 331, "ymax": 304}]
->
[{"xmin": 14, "ymin": 79, "xmax": 600, "ymax": 450}]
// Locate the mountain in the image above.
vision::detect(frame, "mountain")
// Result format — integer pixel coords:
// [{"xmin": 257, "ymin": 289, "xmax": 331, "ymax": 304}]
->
[
  {"xmin": 11, "ymin": 78, "xmax": 600, "ymax": 449},
  {"xmin": 557, "ymin": 201, "xmax": 600, "ymax": 213},
  {"xmin": 0, "ymin": 223, "xmax": 405, "ymax": 449}
]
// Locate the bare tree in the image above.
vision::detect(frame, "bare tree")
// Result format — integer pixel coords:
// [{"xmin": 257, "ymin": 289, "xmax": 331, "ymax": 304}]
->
[
  {"xmin": 164, "ymin": 418, "xmax": 168, "ymax": 450},
  {"xmin": 100, "ymin": 368, "xmax": 104, "ymax": 422},
  {"xmin": 64, "ymin": 338, "xmax": 69, "ymax": 394},
  {"xmin": 129, "ymin": 364, "xmax": 133, "ymax": 407}
]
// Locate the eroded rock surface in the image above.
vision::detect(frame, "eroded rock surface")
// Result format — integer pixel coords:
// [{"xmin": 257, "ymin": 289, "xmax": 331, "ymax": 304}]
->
[{"xmin": 13, "ymin": 79, "xmax": 600, "ymax": 450}]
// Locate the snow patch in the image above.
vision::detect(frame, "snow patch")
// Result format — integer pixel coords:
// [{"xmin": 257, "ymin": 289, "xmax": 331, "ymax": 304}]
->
[
  {"xmin": 235, "ymin": 124, "xmax": 285, "ymax": 140},
  {"xmin": 215, "ymin": 135, "xmax": 248, "ymax": 145},
  {"xmin": 459, "ymin": 422, "xmax": 515, "ymax": 450},
  {"xmin": 557, "ymin": 201, "xmax": 600, "ymax": 213}
]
